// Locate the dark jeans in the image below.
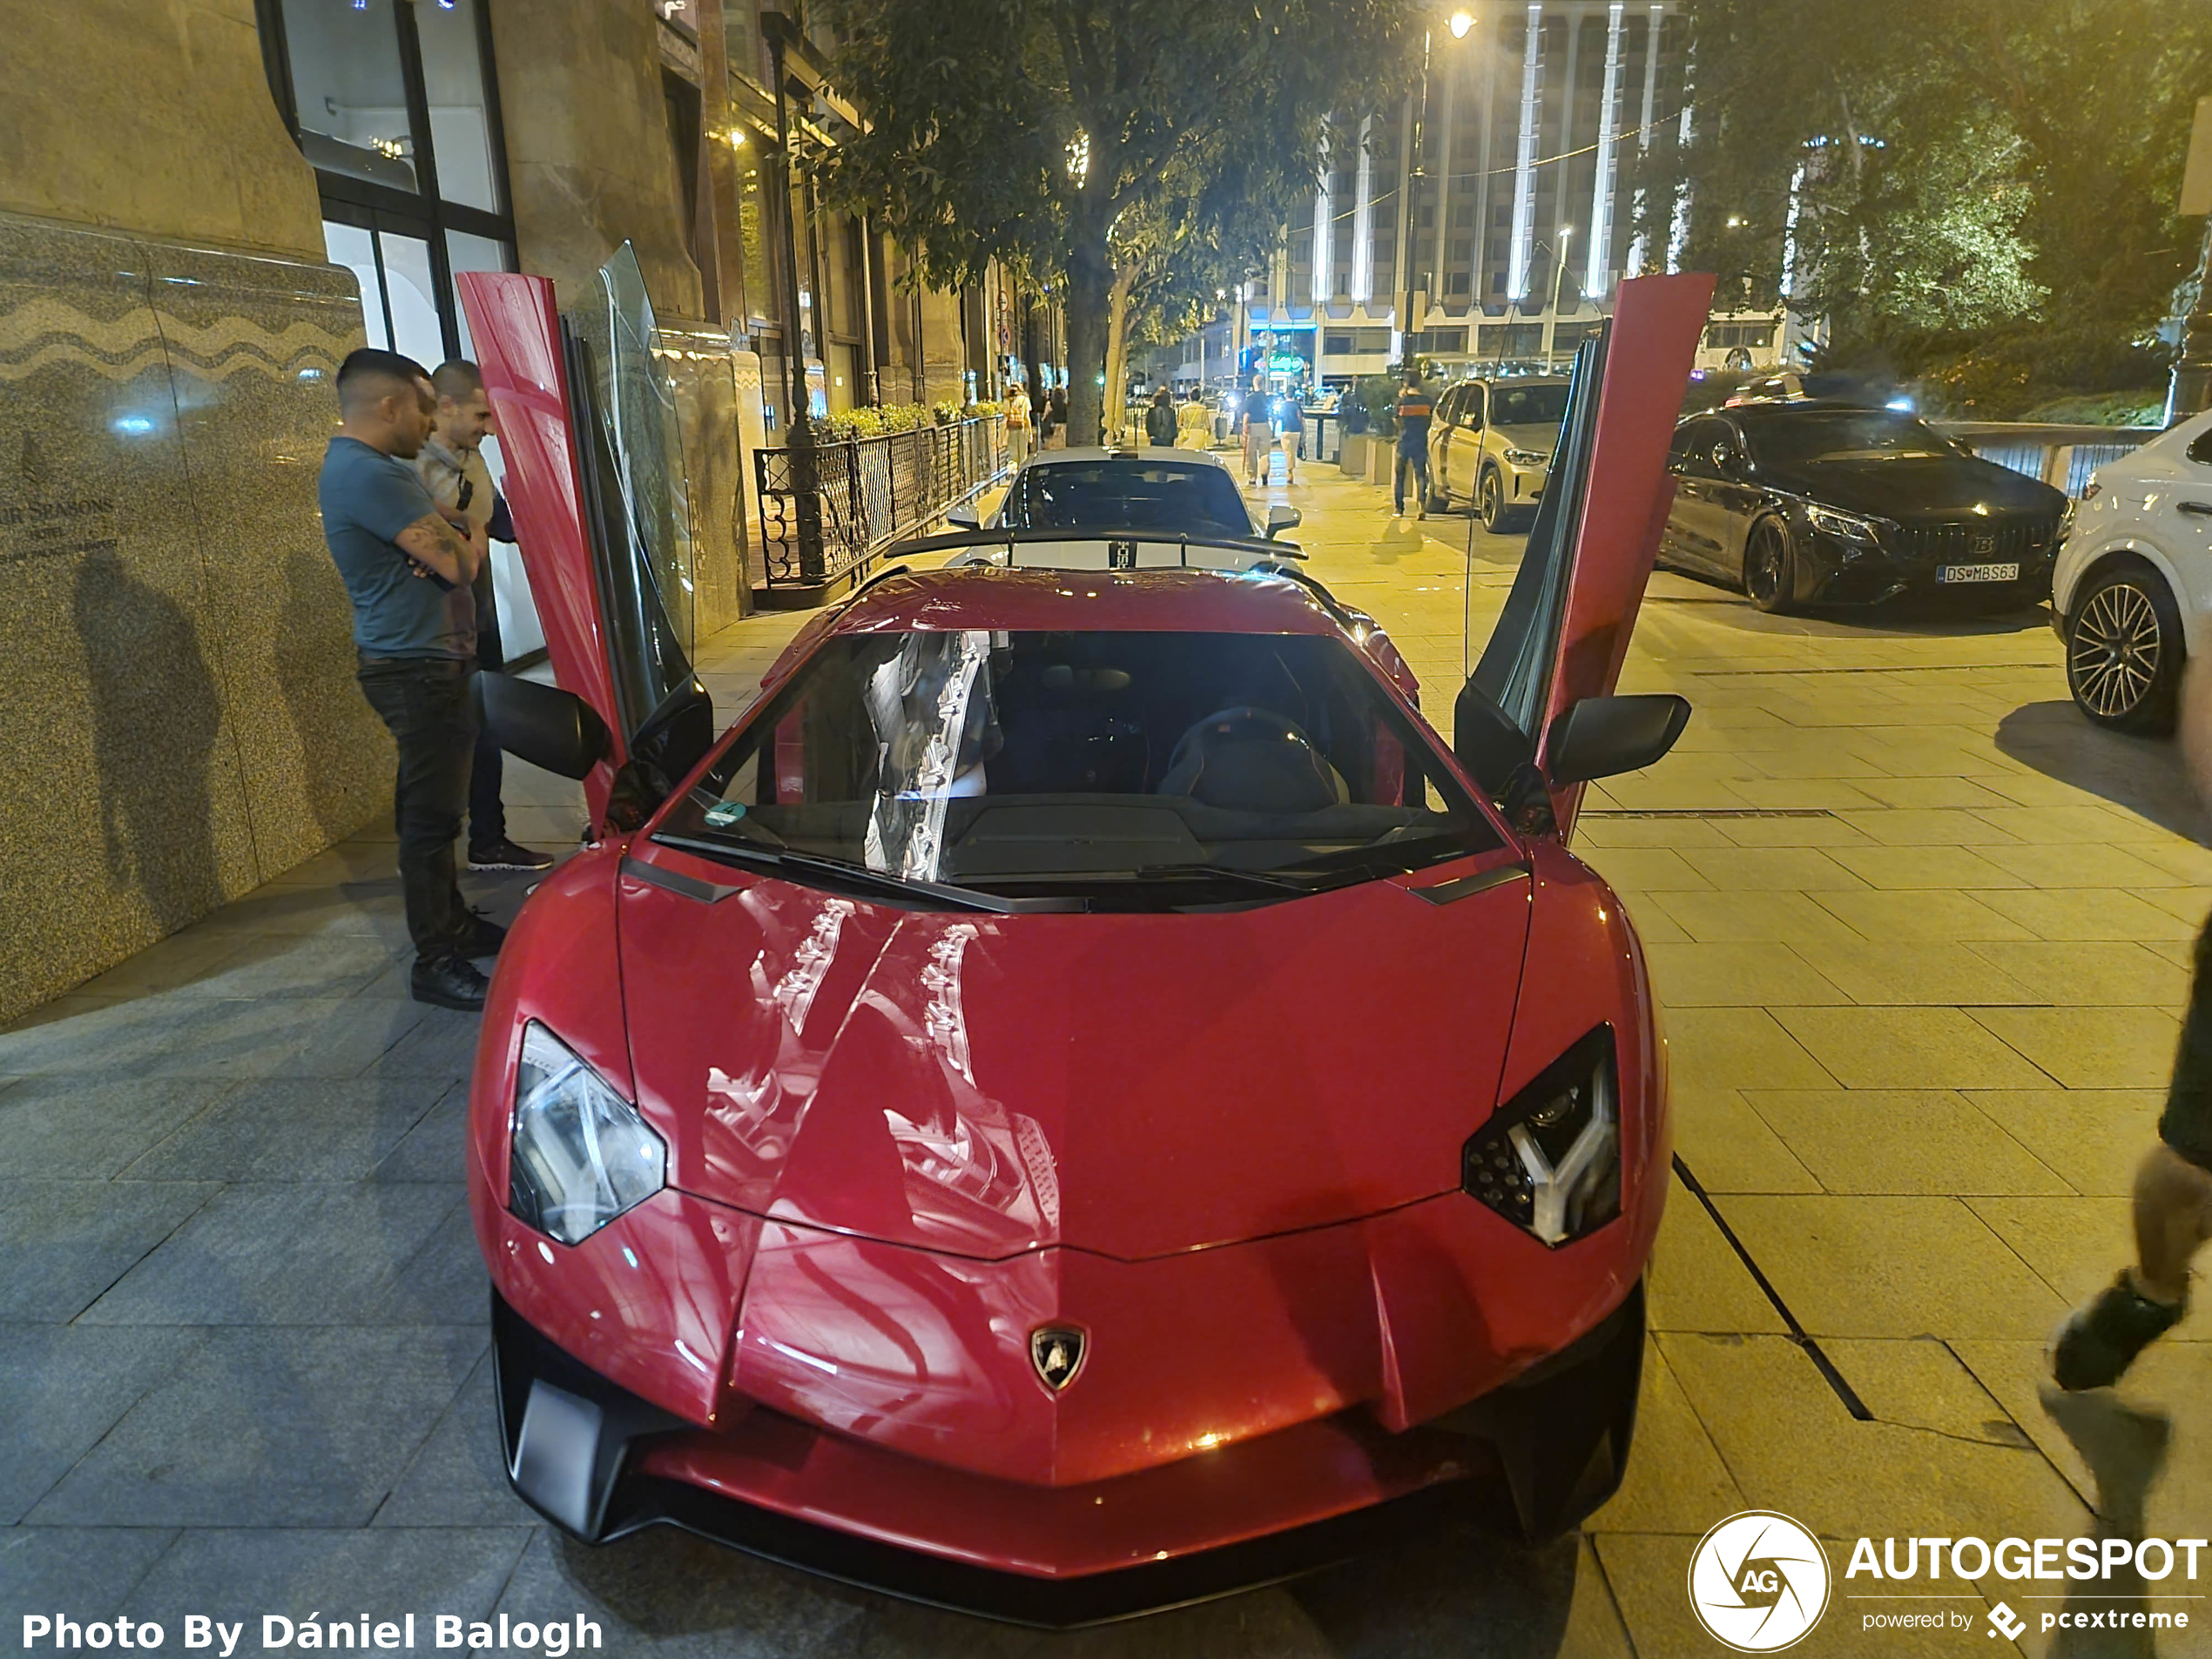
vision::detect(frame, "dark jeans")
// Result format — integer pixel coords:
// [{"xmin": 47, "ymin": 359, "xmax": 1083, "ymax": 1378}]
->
[
  {"xmin": 357, "ymin": 654, "xmax": 475, "ymax": 964},
  {"xmin": 1393, "ymin": 444, "xmax": 1430, "ymax": 513}
]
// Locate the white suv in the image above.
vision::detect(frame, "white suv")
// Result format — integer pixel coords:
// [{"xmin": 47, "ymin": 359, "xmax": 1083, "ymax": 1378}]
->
[{"xmin": 2053, "ymin": 409, "xmax": 2212, "ymax": 732}]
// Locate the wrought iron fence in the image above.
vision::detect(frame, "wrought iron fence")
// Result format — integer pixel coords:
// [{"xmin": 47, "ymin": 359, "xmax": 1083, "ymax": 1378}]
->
[{"xmin": 755, "ymin": 415, "xmax": 1007, "ymax": 591}]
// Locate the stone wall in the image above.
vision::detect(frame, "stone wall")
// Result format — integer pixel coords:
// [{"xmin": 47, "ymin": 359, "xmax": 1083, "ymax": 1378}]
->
[
  {"xmin": 0, "ymin": 0, "xmax": 323, "ymax": 262},
  {"xmin": 490, "ymin": 0, "xmax": 705, "ymax": 318},
  {"xmin": 0, "ymin": 212, "xmax": 386, "ymax": 1022}
]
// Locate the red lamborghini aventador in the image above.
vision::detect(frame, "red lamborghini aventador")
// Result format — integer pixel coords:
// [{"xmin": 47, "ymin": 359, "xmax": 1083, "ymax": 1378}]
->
[{"xmin": 457, "ymin": 264, "xmax": 1715, "ymax": 1624}]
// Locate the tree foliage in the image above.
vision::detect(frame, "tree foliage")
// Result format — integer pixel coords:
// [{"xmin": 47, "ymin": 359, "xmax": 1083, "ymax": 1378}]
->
[
  {"xmin": 810, "ymin": 0, "xmax": 1416, "ymax": 442},
  {"xmin": 1625, "ymin": 0, "xmax": 2212, "ymax": 415}
]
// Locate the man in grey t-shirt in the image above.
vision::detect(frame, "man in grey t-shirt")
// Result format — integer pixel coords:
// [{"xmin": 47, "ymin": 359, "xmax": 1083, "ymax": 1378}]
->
[{"xmin": 319, "ymin": 347, "xmax": 498, "ymax": 1010}]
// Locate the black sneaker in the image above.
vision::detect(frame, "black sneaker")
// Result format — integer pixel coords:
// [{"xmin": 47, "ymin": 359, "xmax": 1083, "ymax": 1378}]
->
[
  {"xmin": 452, "ymin": 908, "xmax": 508, "ymax": 959},
  {"xmin": 2051, "ymin": 1272, "xmax": 2186, "ymax": 1391},
  {"xmin": 411, "ymin": 953, "xmax": 489, "ymax": 1011},
  {"xmin": 468, "ymin": 839, "xmax": 555, "ymax": 873}
]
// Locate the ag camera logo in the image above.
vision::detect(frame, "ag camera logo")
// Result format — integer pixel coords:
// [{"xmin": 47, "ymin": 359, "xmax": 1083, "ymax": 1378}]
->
[{"xmin": 1688, "ymin": 1510, "xmax": 1831, "ymax": 1651}]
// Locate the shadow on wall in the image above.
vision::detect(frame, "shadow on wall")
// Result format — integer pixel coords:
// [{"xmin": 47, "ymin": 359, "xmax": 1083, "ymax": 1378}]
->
[
  {"xmin": 72, "ymin": 546, "xmax": 222, "ymax": 933},
  {"xmin": 276, "ymin": 536, "xmax": 373, "ymax": 845},
  {"xmin": 1994, "ymin": 701, "xmax": 2210, "ymax": 845}
]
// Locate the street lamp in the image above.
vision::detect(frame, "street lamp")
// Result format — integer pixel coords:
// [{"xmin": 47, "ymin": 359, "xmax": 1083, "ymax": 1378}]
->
[
  {"xmin": 1547, "ymin": 226, "xmax": 1575, "ymax": 367},
  {"xmin": 1448, "ymin": 9, "xmax": 1474, "ymax": 37}
]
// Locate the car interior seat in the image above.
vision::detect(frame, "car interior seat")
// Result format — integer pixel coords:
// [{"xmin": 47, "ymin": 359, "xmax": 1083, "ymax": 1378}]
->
[{"xmin": 1157, "ymin": 706, "xmax": 1349, "ymax": 813}]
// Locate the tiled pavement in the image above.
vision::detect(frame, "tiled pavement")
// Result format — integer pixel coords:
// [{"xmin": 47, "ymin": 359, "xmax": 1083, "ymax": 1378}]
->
[{"xmin": 3, "ymin": 459, "xmax": 2205, "ymax": 1656}]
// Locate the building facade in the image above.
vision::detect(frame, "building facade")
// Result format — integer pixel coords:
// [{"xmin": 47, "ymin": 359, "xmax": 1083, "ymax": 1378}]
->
[
  {"xmin": 1191, "ymin": 0, "xmax": 1698, "ymax": 390},
  {"xmin": 0, "ymin": 0, "xmax": 1008, "ymax": 1020}
]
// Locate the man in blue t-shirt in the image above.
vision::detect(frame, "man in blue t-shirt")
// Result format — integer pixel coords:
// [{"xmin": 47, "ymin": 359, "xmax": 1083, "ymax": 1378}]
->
[{"xmin": 319, "ymin": 347, "xmax": 498, "ymax": 1010}]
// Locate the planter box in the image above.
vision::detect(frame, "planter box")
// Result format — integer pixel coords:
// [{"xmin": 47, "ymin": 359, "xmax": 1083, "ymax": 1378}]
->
[{"xmin": 1338, "ymin": 433, "xmax": 1371, "ymax": 475}]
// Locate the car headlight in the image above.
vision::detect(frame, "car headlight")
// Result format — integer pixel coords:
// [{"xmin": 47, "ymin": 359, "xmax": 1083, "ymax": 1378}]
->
[
  {"xmin": 1803, "ymin": 502, "xmax": 1883, "ymax": 543},
  {"xmin": 2057, "ymin": 499, "xmax": 2078, "ymax": 543},
  {"xmin": 1503, "ymin": 448, "xmax": 1549, "ymax": 469},
  {"xmin": 509, "ymin": 1022, "xmax": 666, "ymax": 1246},
  {"xmin": 1462, "ymin": 1027, "xmax": 1619, "ymax": 1247}
]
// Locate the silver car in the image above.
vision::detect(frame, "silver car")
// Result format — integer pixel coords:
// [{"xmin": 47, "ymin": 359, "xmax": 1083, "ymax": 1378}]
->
[{"xmin": 1426, "ymin": 378, "xmax": 1570, "ymax": 533}]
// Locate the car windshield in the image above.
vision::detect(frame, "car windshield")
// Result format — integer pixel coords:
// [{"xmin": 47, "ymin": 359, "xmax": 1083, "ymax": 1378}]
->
[
  {"xmin": 1001, "ymin": 461, "xmax": 1253, "ymax": 536},
  {"xmin": 659, "ymin": 629, "xmax": 1500, "ymax": 909},
  {"xmin": 1489, "ymin": 383, "xmax": 1570, "ymax": 428},
  {"xmin": 1744, "ymin": 411, "xmax": 1952, "ymax": 465}
]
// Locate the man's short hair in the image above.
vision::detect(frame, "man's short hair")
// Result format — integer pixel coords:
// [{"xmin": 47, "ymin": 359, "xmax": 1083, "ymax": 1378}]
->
[
  {"xmin": 431, "ymin": 359, "xmax": 485, "ymax": 402},
  {"xmin": 336, "ymin": 347, "xmax": 431, "ymax": 416}
]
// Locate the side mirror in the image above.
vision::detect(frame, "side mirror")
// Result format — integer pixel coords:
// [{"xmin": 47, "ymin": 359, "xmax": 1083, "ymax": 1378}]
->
[
  {"xmin": 1266, "ymin": 504, "xmax": 1302, "ymax": 539},
  {"xmin": 1544, "ymin": 695, "xmax": 1692, "ymax": 786},
  {"xmin": 478, "ymin": 672, "xmax": 612, "ymax": 781},
  {"xmin": 1453, "ymin": 681, "xmax": 1534, "ymax": 798},
  {"xmin": 947, "ymin": 501, "xmax": 981, "ymax": 529}
]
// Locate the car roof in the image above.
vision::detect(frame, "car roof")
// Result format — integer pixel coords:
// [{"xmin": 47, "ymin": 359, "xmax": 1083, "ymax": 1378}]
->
[
  {"xmin": 1021, "ymin": 446, "xmax": 1235, "ymax": 471},
  {"xmin": 820, "ymin": 565, "xmax": 1345, "ymax": 639},
  {"xmin": 1467, "ymin": 375, "xmax": 1569, "ymax": 388}
]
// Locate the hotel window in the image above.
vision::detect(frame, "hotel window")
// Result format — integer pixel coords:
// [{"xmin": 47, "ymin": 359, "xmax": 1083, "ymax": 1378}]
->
[{"xmin": 258, "ymin": 0, "xmax": 518, "ymax": 364}]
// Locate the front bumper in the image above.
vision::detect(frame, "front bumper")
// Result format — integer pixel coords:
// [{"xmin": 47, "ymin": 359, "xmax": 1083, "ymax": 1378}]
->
[
  {"xmin": 1797, "ymin": 528, "xmax": 2057, "ymax": 607},
  {"xmin": 489, "ymin": 1283, "xmax": 1645, "ymax": 1626}
]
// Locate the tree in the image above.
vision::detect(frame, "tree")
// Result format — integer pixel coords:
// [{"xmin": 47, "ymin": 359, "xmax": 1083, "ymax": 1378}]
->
[
  {"xmin": 811, "ymin": 0, "xmax": 1416, "ymax": 444},
  {"xmin": 1626, "ymin": 0, "xmax": 2212, "ymax": 414}
]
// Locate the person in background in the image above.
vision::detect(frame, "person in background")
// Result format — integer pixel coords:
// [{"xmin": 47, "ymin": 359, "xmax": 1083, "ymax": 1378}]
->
[
  {"xmin": 1001, "ymin": 381, "xmax": 1033, "ymax": 469},
  {"xmin": 1275, "ymin": 388, "xmax": 1304, "ymax": 485},
  {"xmin": 2046, "ymin": 658, "xmax": 2212, "ymax": 1507},
  {"xmin": 318, "ymin": 347, "xmax": 500, "ymax": 1011},
  {"xmin": 1393, "ymin": 370, "xmax": 1435, "ymax": 519},
  {"xmin": 1143, "ymin": 385, "xmax": 1177, "ymax": 448},
  {"xmin": 1176, "ymin": 388, "xmax": 1211, "ymax": 449},
  {"xmin": 414, "ymin": 360, "xmax": 552, "ymax": 876},
  {"xmin": 1044, "ymin": 380, "xmax": 1069, "ymax": 449},
  {"xmin": 1240, "ymin": 375, "xmax": 1273, "ymax": 487}
]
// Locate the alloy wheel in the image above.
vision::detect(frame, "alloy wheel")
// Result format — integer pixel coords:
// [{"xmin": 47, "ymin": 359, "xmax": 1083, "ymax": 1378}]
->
[
  {"xmin": 1744, "ymin": 522, "xmax": 1790, "ymax": 611},
  {"xmin": 2069, "ymin": 580, "xmax": 2163, "ymax": 720},
  {"xmin": 1480, "ymin": 474, "xmax": 1502, "ymax": 532}
]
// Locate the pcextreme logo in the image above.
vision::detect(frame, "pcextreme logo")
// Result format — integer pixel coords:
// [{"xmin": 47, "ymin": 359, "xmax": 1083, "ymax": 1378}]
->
[{"xmin": 1687, "ymin": 1511, "xmax": 1832, "ymax": 1651}]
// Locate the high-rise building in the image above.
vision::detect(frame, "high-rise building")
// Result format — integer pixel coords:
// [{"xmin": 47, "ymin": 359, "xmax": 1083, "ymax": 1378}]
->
[{"xmin": 1238, "ymin": 0, "xmax": 1693, "ymax": 388}]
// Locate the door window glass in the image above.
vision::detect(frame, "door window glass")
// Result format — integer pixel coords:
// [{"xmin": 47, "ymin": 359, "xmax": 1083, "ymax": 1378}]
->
[
  {"xmin": 570, "ymin": 245, "xmax": 698, "ymax": 732},
  {"xmin": 281, "ymin": 0, "xmax": 417, "ymax": 192},
  {"xmin": 1461, "ymin": 385, "xmax": 1487, "ymax": 428},
  {"xmin": 413, "ymin": 0, "xmax": 502, "ymax": 212},
  {"xmin": 2187, "ymin": 426, "xmax": 2212, "ymax": 468}
]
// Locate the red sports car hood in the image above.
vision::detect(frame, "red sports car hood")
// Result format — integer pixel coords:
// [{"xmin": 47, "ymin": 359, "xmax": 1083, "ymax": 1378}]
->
[{"xmin": 615, "ymin": 849, "xmax": 1532, "ymax": 1261}]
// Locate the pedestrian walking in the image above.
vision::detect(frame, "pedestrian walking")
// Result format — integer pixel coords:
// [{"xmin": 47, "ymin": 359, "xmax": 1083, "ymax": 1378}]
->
[
  {"xmin": 1393, "ymin": 371, "xmax": 1435, "ymax": 518},
  {"xmin": 414, "ymin": 359, "xmax": 552, "ymax": 878},
  {"xmin": 1275, "ymin": 389, "xmax": 1304, "ymax": 485},
  {"xmin": 1176, "ymin": 390, "xmax": 1211, "ymax": 449},
  {"xmin": 1044, "ymin": 381, "xmax": 1069, "ymax": 449},
  {"xmin": 1144, "ymin": 386, "xmax": 1177, "ymax": 447},
  {"xmin": 1241, "ymin": 377, "xmax": 1273, "ymax": 486},
  {"xmin": 1002, "ymin": 382, "xmax": 1033, "ymax": 469},
  {"xmin": 318, "ymin": 347, "xmax": 499, "ymax": 1010}
]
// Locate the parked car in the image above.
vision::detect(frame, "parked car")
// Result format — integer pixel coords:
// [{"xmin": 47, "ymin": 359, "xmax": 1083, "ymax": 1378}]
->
[
  {"xmin": 1425, "ymin": 376, "xmax": 1570, "ymax": 532},
  {"xmin": 460, "ymin": 266, "xmax": 1709, "ymax": 1623},
  {"xmin": 1658, "ymin": 402, "xmax": 2067, "ymax": 614},
  {"xmin": 2052, "ymin": 408, "xmax": 2212, "ymax": 732},
  {"xmin": 954, "ymin": 446, "xmax": 1300, "ymax": 543}
]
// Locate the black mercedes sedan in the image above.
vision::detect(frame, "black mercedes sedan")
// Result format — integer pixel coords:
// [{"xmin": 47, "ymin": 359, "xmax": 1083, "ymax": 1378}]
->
[{"xmin": 1659, "ymin": 402, "xmax": 2067, "ymax": 613}]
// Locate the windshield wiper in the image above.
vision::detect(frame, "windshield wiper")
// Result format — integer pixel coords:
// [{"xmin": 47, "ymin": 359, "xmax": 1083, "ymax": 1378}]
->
[{"xmin": 653, "ymin": 834, "xmax": 1085, "ymax": 914}]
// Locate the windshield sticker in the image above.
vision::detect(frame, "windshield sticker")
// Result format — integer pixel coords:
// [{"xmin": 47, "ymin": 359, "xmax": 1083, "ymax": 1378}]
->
[{"xmin": 704, "ymin": 799, "xmax": 747, "ymax": 826}]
